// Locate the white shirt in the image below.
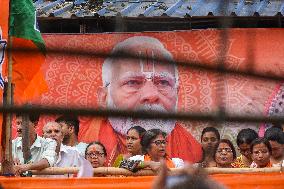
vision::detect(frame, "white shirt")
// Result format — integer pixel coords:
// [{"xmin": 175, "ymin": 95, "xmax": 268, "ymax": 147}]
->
[
  {"xmin": 48, "ymin": 144, "xmax": 93, "ymax": 178},
  {"xmin": 55, "ymin": 144, "xmax": 87, "ymax": 168},
  {"xmin": 75, "ymin": 142, "xmax": 88, "ymax": 156},
  {"xmin": 129, "ymin": 155, "xmax": 184, "ymax": 168},
  {"xmin": 39, "ymin": 144, "xmax": 93, "ymax": 178},
  {"xmin": 12, "ymin": 135, "xmax": 57, "ymax": 166}
]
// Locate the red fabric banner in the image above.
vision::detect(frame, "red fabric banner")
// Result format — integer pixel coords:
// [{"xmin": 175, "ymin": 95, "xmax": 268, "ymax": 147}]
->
[
  {"xmin": 11, "ymin": 29, "xmax": 284, "ymax": 163},
  {"xmin": 0, "ymin": 173, "xmax": 283, "ymax": 189}
]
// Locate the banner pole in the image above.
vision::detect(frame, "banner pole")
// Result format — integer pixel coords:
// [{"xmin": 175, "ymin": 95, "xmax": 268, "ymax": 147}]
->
[{"xmin": 1, "ymin": 4, "xmax": 14, "ymax": 174}]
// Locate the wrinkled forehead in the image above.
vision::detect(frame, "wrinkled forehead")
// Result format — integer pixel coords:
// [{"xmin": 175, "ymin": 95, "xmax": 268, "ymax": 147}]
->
[
  {"xmin": 44, "ymin": 123, "xmax": 61, "ymax": 131},
  {"xmin": 112, "ymin": 60, "xmax": 176, "ymax": 80},
  {"xmin": 112, "ymin": 46, "xmax": 175, "ymax": 73}
]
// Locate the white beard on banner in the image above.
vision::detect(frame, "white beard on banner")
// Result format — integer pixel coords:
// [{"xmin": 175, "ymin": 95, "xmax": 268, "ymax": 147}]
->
[{"xmin": 107, "ymin": 93, "xmax": 176, "ymax": 135}]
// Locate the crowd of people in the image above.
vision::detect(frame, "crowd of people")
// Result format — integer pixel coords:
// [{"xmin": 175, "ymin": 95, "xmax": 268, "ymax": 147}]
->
[{"xmin": 11, "ymin": 112, "xmax": 284, "ymax": 177}]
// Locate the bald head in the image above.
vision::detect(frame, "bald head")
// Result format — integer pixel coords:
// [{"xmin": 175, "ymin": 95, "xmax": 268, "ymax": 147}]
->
[
  {"xmin": 43, "ymin": 121, "xmax": 63, "ymax": 144},
  {"xmin": 102, "ymin": 36, "xmax": 179, "ymax": 87}
]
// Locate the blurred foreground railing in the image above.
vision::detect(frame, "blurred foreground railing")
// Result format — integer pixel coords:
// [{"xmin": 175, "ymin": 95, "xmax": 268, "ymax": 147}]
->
[{"xmin": 29, "ymin": 167, "xmax": 284, "ymax": 176}]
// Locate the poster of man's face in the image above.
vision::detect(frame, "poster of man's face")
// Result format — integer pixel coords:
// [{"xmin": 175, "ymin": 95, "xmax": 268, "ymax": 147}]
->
[
  {"xmin": 97, "ymin": 36, "xmax": 178, "ymax": 135},
  {"xmin": 12, "ymin": 29, "xmax": 284, "ymax": 146}
]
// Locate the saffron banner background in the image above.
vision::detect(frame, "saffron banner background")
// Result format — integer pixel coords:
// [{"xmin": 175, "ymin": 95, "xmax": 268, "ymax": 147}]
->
[{"xmin": 11, "ymin": 29, "xmax": 284, "ymax": 147}]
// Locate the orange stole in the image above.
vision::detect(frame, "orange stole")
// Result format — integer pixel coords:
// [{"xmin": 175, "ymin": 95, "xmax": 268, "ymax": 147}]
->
[
  {"xmin": 144, "ymin": 154, "xmax": 175, "ymax": 168},
  {"xmin": 97, "ymin": 119, "xmax": 202, "ymax": 166},
  {"xmin": 166, "ymin": 123, "xmax": 202, "ymax": 163},
  {"xmin": 98, "ymin": 119, "xmax": 127, "ymax": 166}
]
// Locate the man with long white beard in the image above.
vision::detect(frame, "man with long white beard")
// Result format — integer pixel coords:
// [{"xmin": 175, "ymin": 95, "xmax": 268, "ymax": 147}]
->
[{"xmin": 88, "ymin": 36, "xmax": 202, "ymax": 165}]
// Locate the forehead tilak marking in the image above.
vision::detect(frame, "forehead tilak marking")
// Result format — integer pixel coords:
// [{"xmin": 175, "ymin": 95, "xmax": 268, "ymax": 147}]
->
[{"xmin": 139, "ymin": 50, "xmax": 156, "ymax": 80}]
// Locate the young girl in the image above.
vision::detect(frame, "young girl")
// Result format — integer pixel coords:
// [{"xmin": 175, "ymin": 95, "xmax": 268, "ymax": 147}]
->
[{"xmin": 250, "ymin": 138, "xmax": 272, "ymax": 168}]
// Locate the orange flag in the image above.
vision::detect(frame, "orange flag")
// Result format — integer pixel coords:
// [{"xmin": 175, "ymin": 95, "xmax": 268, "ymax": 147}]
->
[
  {"xmin": 0, "ymin": 0, "xmax": 48, "ymax": 152},
  {"xmin": 9, "ymin": 0, "xmax": 48, "ymax": 103}
]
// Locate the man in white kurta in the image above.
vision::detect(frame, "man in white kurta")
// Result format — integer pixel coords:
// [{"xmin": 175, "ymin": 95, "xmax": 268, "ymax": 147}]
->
[
  {"xmin": 43, "ymin": 121, "xmax": 92, "ymax": 177},
  {"xmin": 12, "ymin": 114, "xmax": 57, "ymax": 176}
]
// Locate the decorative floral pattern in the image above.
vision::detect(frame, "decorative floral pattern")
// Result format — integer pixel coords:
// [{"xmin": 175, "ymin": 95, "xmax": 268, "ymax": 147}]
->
[{"xmin": 12, "ymin": 30, "xmax": 284, "ymax": 146}]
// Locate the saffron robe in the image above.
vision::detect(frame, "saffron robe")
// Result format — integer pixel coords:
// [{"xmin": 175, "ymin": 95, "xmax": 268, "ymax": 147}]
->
[{"xmin": 95, "ymin": 119, "xmax": 202, "ymax": 166}]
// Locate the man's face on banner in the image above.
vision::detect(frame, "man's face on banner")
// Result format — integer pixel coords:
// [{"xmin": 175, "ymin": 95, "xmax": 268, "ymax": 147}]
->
[
  {"xmin": 109, "ymin": 58, "xmax": 177, "ymax": 112},
  {"xmin": 98, "ymin": 47, "xmax": 179, "ymax": 135}
]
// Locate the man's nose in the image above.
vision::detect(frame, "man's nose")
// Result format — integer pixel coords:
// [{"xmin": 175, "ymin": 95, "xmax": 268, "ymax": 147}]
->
[
  {"xmin": 50, "ymin": 131, "xmax": 57, "ymax": 137},
  {"xmin": 139, "ymin": 80, "xmax": 159, "ymax": 104},
  {"xmin": 257, "ymin": 153, "xmax": 264, "ymax": 158}
]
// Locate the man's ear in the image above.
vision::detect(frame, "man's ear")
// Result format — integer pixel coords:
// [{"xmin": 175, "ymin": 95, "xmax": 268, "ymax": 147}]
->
[
  {"xmin": 97, "ymin": 86, "xmax": 108, "ymax": 108},
  {"xmin": 69, "ymin": 126, "xmax": 74, "ymax": 133}
]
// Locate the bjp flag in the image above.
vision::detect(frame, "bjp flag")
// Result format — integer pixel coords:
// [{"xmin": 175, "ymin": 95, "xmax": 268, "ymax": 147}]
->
[
  {"xmin": 9, "ymin": 0, "xmax": 48, "ymax": 103},
  {"xmin": 0, "ymin": 0, "xmax": 48, "ymax": 154}
]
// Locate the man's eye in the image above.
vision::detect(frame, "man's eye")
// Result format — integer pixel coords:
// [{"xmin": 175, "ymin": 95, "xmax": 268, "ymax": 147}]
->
[
  {"xmin": 155, "ymin": 79, "xmax": 171, "ymax": 87},
  {"xmin": 210, "ymin": 138, "xmax": 217, "ymax": 142},
  {"xmin": 203, "ymin": 138, "xmax": 209, "ymax": 142},
  {"xmin": 125, "ymin": 80, "xmax": 143, "ymax": 86}
]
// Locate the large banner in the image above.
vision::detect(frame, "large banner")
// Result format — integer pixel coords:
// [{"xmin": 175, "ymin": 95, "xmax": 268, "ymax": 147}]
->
[{"xmin": 11, "ymin": 29, "xmax": 284, "ymax": 163}]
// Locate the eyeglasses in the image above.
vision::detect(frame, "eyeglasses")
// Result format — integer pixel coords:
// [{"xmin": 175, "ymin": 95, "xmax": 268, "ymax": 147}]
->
[
  {"xmin": 217, "ymin": 148, "xmax": 233, "ymax": 153},
  {"xmin": 86, "ymin": 151, "xmax": 105, "ymax": 158},
  {"xmin": 152, "ymin": 140, "xmax": 167, "ymax": 146}
]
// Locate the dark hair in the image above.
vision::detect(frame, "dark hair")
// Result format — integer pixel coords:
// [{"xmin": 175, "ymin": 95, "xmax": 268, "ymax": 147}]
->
[
  {"xmin": 16, "ymin": 113, "xmax": 40, "ymax": 125},
  {"xmin": 264, "ymin": 127, "xmax": 284, "ymax": 144},
  {"xmin": 166, "ymin": 169, "xmax": 216, "ymax": 189},
  {"xmin": 55, "ymin": 115, "xmax": 80, "ymax": 136},
  {"xmin": 250, "ymin": 138, "xmax": 272, "ymax": 154},
  {"xmin": 236, "ymin": 128, "xmax": 258, "ymax": 146},
  {"xmin": 127, "ymin": 126, "xmax": 146, "ymax": 138},
  {"xmin": 214, "ymin": 139, "xmax": 236, "ymax": 159},
  {"xmin": 201, "ymin": 127, "xmax": 220, "ymax": 142},
  {"xmin": 270, "ymin": 124, "xmax": 283, "ymax": 130},
  {"xmin": 141, "ymin": 129, "xmax": 166, "ymax": 152},
  {"xmin": 85, "ymin": 141, "xmax": 107, "ymax": 158}
]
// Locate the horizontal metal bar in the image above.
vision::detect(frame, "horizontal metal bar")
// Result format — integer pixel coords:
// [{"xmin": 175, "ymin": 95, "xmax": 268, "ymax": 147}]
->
[
  {"xmin": 1, "ymin": 105, "xmax": 284, "ymax": 124},
  {"xmin": 6, "ymin": 45, "xmax": 284, "ymax": 83}
]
